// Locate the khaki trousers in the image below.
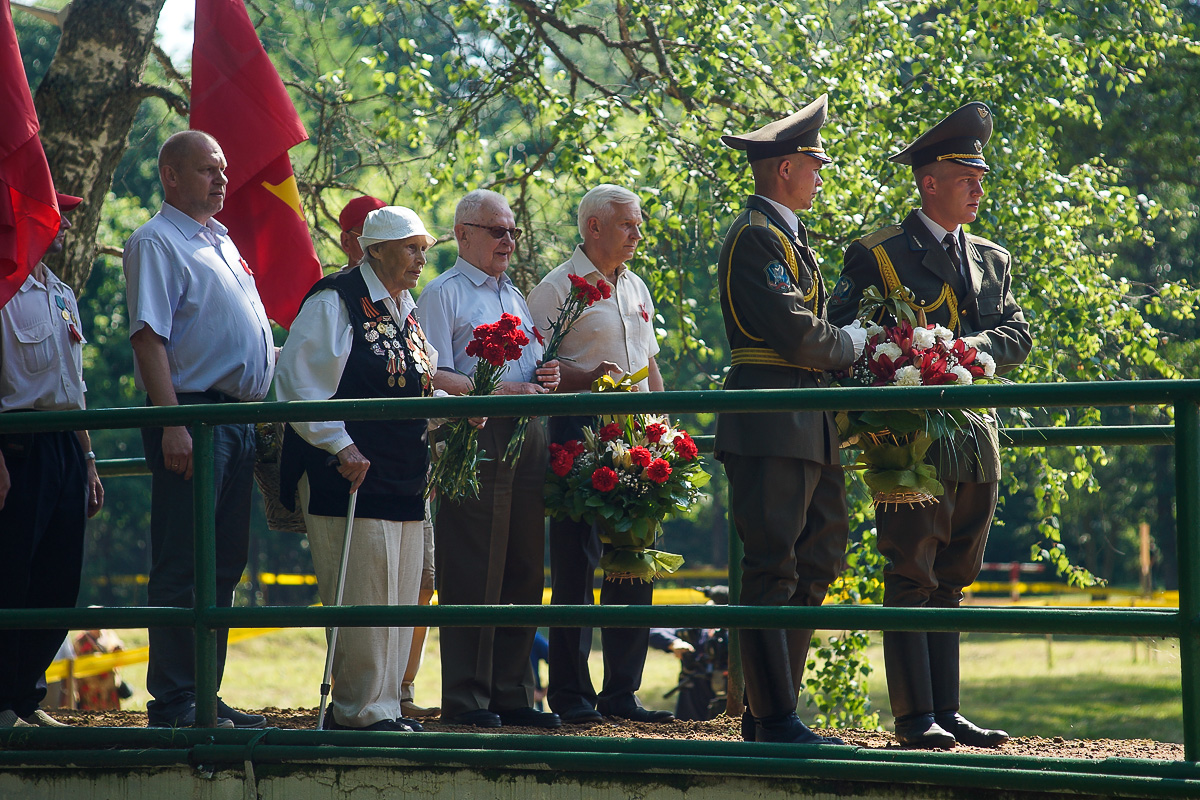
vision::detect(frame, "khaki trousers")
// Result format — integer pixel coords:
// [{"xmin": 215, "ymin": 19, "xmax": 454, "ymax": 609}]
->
[{"xmin": 301, "ymin": 476, "xmax": 423, "ymax": 727}]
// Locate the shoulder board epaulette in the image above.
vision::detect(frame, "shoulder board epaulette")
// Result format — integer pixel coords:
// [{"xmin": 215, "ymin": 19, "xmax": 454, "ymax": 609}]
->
[
  {"xmin": 965, "ymin": 232, "xmax": 1009, "ymax": 255},
  {"xmin": 858, "ymin": 224, "xmax": 904, "ymax": 250},
  {"xmin": 748, "ymin": 209, "xmax": 772, "ymax": 229}
]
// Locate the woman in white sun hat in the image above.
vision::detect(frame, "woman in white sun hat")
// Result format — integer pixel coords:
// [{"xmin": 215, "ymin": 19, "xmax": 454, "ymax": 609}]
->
[{"xmin": 275, "ymin": 206, "xmax": 441, "ymax": 732}]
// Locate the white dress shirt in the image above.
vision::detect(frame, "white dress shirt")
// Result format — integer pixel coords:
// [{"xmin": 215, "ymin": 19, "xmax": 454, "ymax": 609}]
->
[
  {"xmin": 756, "ymin": 195, "xmax": 800, "ymax": 237},
  {"xmin": 275, "ymin": 262, "xmax": 438, "ymax": 454},
  {"xmin": 414, "ymin": 257, "xmax": 544, "ymax": 382},
  {"xmin": 0, "ymin": 266, "xmax": 86, "ymax": 412},
  {"xmin": 123, "ymin": 203, "xmax": 275, "ymax": 401},
  {"xmin": 526, "ymin": 245, "xmax": 659, "ymax": 392}
]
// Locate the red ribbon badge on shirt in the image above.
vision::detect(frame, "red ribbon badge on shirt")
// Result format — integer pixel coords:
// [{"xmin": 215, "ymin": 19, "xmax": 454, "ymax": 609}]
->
[{"xmin": 240, "ymin": 257, "xmax": 254, "ymax": 276}]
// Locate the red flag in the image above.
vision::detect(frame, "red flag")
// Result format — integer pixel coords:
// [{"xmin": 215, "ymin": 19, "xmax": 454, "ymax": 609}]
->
[
  {"xmin": 190, "ymin": 0, "xmax": 321, "ymax": 329},
  {"xmin": 0, "ymin": 0, "xmax": 60, "ymax": 308}
]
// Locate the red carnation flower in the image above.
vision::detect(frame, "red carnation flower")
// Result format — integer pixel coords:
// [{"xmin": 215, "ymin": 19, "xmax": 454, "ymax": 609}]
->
[
  {"xmin": 645, "ymin": 422, "xmax": 668, "ymax": 443},
  {"xmin": 629, "ymin": 445, "xmax": 653, "ymax": 467},
  {"xmin": 672, "ymin": 433, "xmax": 699, "ymax": 461},
  {"xmin": 646, "ymin": 458, "xmax": 672, "ymax": 484},
  {"xmin": 598, "ymin": 423, "xmax": 623, "ymax": 442},
  {"xmin": 550, "ymin": 450, "xmax": 575, "ymax": 477},
  {"xmin": 564, "ymin": 439, "xmax": 585, "ymax": 457},
  {"xmin": 596, "ymin": 279, "xmax": 612, "ymax": 299},
  {"xmin": 591, "ymin": 466, "xmax": 619, "ymax": 492}
]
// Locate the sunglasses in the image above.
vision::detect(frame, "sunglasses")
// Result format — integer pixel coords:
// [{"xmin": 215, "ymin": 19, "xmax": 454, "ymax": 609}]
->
[{"xmin": 463, "ymin": 222, "xmax": 523, "ymax": 242}]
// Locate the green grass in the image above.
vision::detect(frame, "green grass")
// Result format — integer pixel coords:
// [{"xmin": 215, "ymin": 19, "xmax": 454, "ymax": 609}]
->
[{"xmin": 102, "ymin": 629, "xmax": 1183, "ymax": 742}]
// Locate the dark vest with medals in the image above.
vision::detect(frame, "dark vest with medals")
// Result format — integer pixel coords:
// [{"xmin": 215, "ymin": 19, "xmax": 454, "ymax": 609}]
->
[{"xmin": 280, "ymin": 266, "xmax": 433, "ymax": 522}]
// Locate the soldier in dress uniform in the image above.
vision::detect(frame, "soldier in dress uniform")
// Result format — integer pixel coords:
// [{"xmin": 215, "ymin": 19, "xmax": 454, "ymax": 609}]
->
[
  {"xmin": 715, "ymin": 94, "xmax": 867, "ymax": 745},
  {"xmin": 828, "ymin": 102, "xmax": 1032, "ymax": 749}
]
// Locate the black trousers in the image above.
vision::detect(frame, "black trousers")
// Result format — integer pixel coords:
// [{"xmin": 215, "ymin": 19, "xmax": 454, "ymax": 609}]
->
[
  {"xmin": 0, "ymin": 430, "xmax": 86, "ymax": 716},
  {"xmin": 723, "ymin": 453, "xmax": 848, "ymax": 718},
  {"xmin": 435, "ymin": 417, "xmax": 547, "ymax": 719},
  {"xmin": 141, "ymin": 405, "xmax": 255, "ymax": 721},
  {"xmin": 546, "ymin": 416, "xmax": 654, "ymax": 715}
]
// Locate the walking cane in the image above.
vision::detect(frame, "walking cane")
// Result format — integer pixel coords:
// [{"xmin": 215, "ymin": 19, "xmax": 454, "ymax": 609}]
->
[{"xmin": 316, "ymin": 488, "xmax": 358, "ymax": 730}]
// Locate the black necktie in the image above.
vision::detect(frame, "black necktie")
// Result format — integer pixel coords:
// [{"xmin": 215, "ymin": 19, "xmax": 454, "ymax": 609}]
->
[{"xmin": 943, "ymin": 233, "xmax": 961, "ymax": 272}]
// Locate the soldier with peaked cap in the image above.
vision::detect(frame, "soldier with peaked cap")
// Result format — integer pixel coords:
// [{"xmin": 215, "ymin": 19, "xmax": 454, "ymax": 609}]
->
[
  {"xmin": 715, "ymin": 94, "xmax": 866, "ymax": 745},
  {"xmin": 829, "ymin": 102, "xmax": 1032, "ymax": 749}
]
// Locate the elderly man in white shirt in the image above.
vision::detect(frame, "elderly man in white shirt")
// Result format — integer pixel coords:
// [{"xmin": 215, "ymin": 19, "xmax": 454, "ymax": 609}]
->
[
  {"xmin": 124, "ymin": 130, "xmax": 274, "ymax": 730},
  {"xmin": 415, "ymin": 188, "xmax": 561, "ymax": 729},
  {"xmin": 526, "ymin": 184, "xmax": 672, "ymax": 725},
  {"xmin": 276, "ymin": 206, "xmax": 440, "ymax": 732}
]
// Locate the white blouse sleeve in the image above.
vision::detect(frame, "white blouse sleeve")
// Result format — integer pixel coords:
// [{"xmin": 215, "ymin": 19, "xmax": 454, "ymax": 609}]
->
[{"xmin": 274, "ymin": 289, "xmax": 355, "ymax": 454}]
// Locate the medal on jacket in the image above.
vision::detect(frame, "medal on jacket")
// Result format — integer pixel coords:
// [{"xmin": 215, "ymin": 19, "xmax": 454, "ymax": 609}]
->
[{"xmin": 363, "ymin": 313, "xmax": 406, "ymax": 387}]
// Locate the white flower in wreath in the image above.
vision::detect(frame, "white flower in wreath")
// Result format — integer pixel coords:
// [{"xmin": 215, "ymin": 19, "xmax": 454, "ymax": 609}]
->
[
  {"xmin": 874, "ymin": 341, "xmax": 903, "ymax": 362},
  {"xmin": 865, "ymin": 322, "xmax": 885, "ymax": 339},
  {"xmin": 976, "ymin": 351, "xmax": 997, "ymax": 377},
  {"xmin": 894, "ymin": 365, "xmax": 922, "ymax": 386},
  {"xmin": 912, "ymin": 326, "xmax": 936, "ymax": 350},
  {"xmin": 932, "ymin": 325, "xmax": 955, "ymax": 343},
  {"xmin": 951, "ymin": 365, "xmax": 974, "ymax": 385}
]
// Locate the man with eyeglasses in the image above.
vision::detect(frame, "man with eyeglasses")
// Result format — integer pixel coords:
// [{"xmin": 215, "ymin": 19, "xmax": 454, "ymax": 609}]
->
[{"xmin": 415, "ymin": 189, "xmax": 561, "ymax": 729}]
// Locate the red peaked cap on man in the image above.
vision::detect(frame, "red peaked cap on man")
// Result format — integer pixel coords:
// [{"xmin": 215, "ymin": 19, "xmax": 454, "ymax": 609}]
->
[
  {"xmin": 339, "ymin": 196, "xmax": 386, "ymax": 234},
  {"xmin": 57, "ymin": 192, "xmax": 82, "ymax": 212},
  {"xmin": 0, "ymin": 0, "xmax": 61, "ymax": 308}
]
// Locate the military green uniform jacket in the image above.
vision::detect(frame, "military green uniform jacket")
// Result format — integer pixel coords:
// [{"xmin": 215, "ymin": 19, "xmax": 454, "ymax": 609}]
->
[
  {"xmin": 829, "ymin": 209, "xmax": 1032, "ymax": 482},
  {"xmin": 714, "ymin": 195, "xmax": 854, "ymax": 464}
]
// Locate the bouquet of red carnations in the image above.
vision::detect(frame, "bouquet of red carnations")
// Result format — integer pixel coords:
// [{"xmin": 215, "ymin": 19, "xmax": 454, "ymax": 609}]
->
[
  {"xmin": 429, "ymin": 313, "xmax": 529, "ymax": 501},
  {"xmin": 838, "ymin": 287, "xmax": 997, "ymax": 507},
  {"xmin": 503, "ymin": 273, "xmax": 613, "ymax": 465},
  {"xmin": 544, "ymin": 414, "xmax": 710, "ymax": 582}
]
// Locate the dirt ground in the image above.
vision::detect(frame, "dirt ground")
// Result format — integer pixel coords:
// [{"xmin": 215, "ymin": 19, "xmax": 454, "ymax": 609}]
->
[{"xmin": 45, "ymin": 708, "xmax": 1185, "ymax": 761}]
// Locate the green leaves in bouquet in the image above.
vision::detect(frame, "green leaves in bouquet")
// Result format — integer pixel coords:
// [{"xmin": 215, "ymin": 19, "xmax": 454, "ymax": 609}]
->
[{"xmin": 855, "ymin": 285, "xmax": 920, "ymax": 328}]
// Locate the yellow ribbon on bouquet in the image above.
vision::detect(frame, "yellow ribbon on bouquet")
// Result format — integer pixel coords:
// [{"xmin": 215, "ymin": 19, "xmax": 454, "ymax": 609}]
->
[{"xmin": 592, "ymin": 364, "xmax": 650, "ymax": 394}]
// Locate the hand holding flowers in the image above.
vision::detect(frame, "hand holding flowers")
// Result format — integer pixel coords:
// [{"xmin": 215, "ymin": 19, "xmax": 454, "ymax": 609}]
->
[
  {"xmin": 503, "ymin": 273, "xmax": 612, "ymax": 464},
  {"xmin": 429, "ymin": 313, "xmax": 529, "ymax": 501},
  {"xmin": 838, "ymin": 287, "xmax": 998, "ymax": 507}
]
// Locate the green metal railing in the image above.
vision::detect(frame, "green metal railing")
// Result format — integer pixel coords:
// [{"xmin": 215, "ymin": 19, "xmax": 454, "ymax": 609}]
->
[{"xmin": 2, "ymin": 381, "xmax": 1198, "ymax": 794}]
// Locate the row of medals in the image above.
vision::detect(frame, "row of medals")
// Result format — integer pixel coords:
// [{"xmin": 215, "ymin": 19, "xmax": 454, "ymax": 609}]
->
[
  {"xmin": 57, "ymin": 293, "xmax": 84, "ymax": 342},
  {"xmin": 363, "ymin": 316, "xmax": 430, "ymax": 389}
]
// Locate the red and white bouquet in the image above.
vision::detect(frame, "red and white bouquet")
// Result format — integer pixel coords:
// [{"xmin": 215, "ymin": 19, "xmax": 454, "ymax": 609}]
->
[
  {"xmin": 838, "ymin": 287, "xmax": 997, "ymax": 507},
  {"xmin": 544, "ymin": 415, "xmax": 710, "ymax": 582},
  {"xmin": 430, "ymin": 313, "xmax": 529, "ymax": 501},
  {"xmin": 504, "ymin": 273, "xmax": 613, "ymax": 465}
]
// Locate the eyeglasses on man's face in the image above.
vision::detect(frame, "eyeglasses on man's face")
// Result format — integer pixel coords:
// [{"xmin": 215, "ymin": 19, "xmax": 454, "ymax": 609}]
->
[{"xmin": 463, "ymin": 222, "xmax": 522, "ymax": 242}]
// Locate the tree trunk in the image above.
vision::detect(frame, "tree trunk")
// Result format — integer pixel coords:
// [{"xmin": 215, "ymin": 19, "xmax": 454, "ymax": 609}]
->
[{"xmin": 33, "ymin": 0, "xmax": 169, "ymax": 293}]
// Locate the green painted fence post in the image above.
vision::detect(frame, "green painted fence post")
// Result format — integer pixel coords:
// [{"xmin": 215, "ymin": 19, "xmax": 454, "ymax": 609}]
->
[
  {"xmin": 1177, "ymin": 401, "xmax": 1200, "ymax": 761},
  {"xmin": 726, "ymin": 479, "xmax": 745, "ymax": 717},
  {"xmin": 192, "ymin": 423, "xmax": 219, "ymax": 728}
]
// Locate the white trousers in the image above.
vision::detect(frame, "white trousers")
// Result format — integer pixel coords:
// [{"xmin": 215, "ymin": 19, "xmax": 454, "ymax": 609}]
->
[{"xmin": 300, "ymin": 476, "xmax": 423, "ymax": 727}]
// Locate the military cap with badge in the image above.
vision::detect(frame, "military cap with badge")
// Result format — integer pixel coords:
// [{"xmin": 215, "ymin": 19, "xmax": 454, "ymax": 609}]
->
[{"xmin": 721, "ymin": 93, "xmax": 834, "ymax": 164}]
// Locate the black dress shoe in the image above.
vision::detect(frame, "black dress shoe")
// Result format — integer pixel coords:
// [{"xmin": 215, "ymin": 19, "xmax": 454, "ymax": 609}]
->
[
  {"xmin": 558, "ymin": 706, "xmax": 604, "ymax": 724},
  {"xmin": 755, "ymin": 712, "xmax": 845, "ymax": 745},
  {"xmin": 450, "ymin": 709, "xmax": 502, "ymax": 728},
  {"xmin": 935, "ymin": 712, "xmax": 1008, "ymax": 748},
  {"xmin": 599, "ymin": 705, "xmax": 675, "ymax": 724},
  {"xmin": 217, "ymin": 699, "xmax": 267, "ymax": 729},
  {"xmin": 498, "ymin": 707, "xmax": 562, "ymax": 728},
  {"xmin": 894, "ymin": 713, "xmax": 956, "ymax": 749},
  {"xmin": 147, "ymin": 704, "xmax": 233, "ymax": 729},
  {"xmin": 322, "ymin": 704, "xmax": 416, "ymax": 731}
]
